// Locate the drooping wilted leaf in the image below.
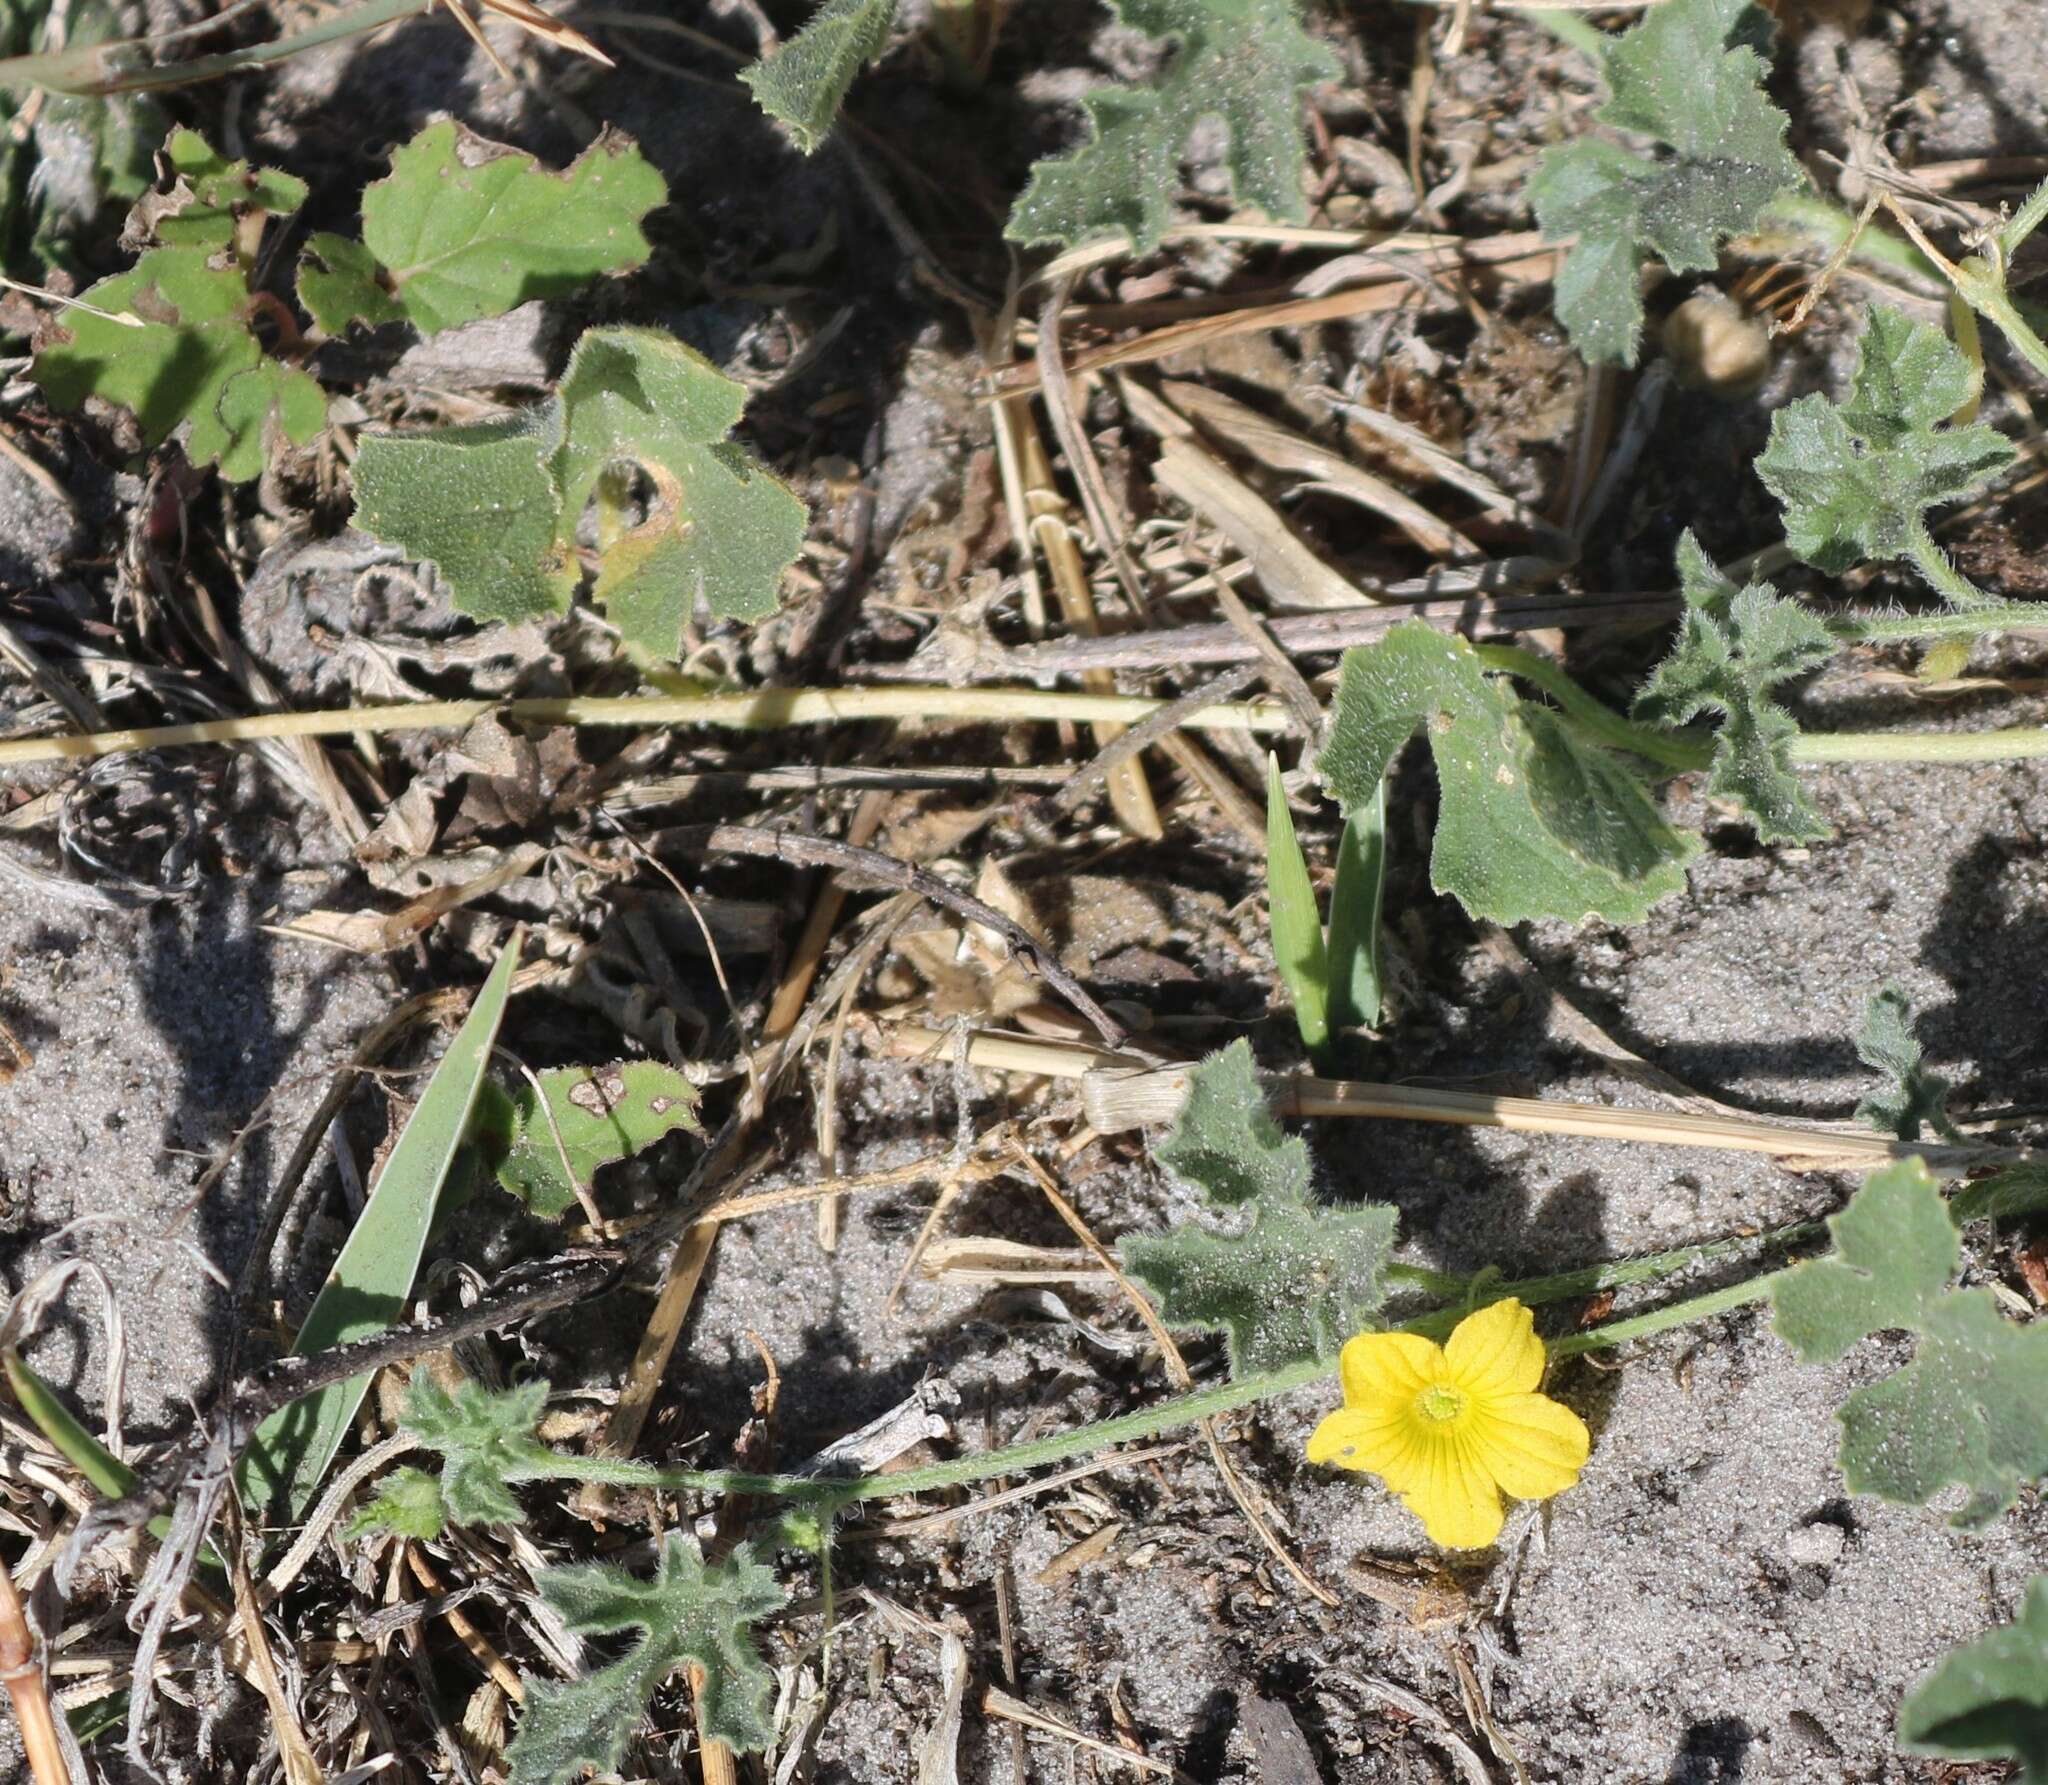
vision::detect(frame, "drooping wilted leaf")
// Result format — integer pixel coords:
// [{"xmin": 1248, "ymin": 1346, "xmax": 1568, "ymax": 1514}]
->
[
  {"xmin": 1006, "ymin": 0, "xmax": 1339, "ymax": 252},
  {"xmin": 1319, "ymin": 623, "xmax": 1696, "ymax": 927},
  {"xmin": 492, "ymin": 1060, "xmax": 701, "ymax": 1219},
  {"xmin": 1153, "ymin": 1037, "xmax": 1309, "ymax": 1210},
  {"xmin": 1773, "ymin": 1159, "xmax": 2048, "ymax": 1528},
  {"xmin": 1853, "ymin": 983, "xmax": 1961, "ymax": 1144},
  {"xmin": 1897, "ymin": 1575, "xmax": 2048, "ymax": 1780},
  {"xmin": 1755, "ymin": 307, "xmax": 2016, "ymax": 588},
  {"xmin": 741, "ymin": 0, "xmax": 898, "ymax": 153},
  {"xmin": 1529, "ymin": 0, "xmax": 1800, "ymax": 364},
  {"xmin": 507, "ymin": 1535, "xmax": 786, "ymax": 1784},
  {"xmin": 1633, "ymin": 531, "xmax": 1834, "ymax": 843}
]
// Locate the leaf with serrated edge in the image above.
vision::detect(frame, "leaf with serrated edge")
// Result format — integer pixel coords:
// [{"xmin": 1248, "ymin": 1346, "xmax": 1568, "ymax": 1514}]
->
[
  {"xmin": 1853, "ymin": 982, "xmax": 1961, "ymax": 1143},
  {"xmin": 554, "ymin": 326, "xmax": 808, "ymax": 645},
  {"xmin": 398, "ymin": 1376, "xmax": 554, "ymax": 1527},
  {"xmin": 1125, "ymin": 1199, "xmax": 1398, "ymax": 1375},
  {"xmin": 1155, "ymin": 1038, "xmax": 1310, "ymax": 1210},
  {"xmin": 1006, "ymin": 0, "xmax": 1339, "ymax": 252},
  {"xmin": 741, "ymin": 0, "xmax": 898, "ymax": 153},
  {"xmin": 353, "ymin": 401, "xmax": 574, "ymax": 624},
  {"xmin": 1319, "ymin": 623, "xmax": 1696, "ymax": 927},
  {"xmin": 1633, "ymin": 531, "xmax": 1833, "ymax": 843},
  {"xmin": 358, "ymin": 121, "xmax": 664, "ymax": 335},
  {"xmin": 298, "ymin": 232, "xmax": 405, "ymax": 334},
  {"xmin": 1756, "ymin": 308, "xmax": 2016, "ymax": 584},
  {"xmin": 1773, "ymin": 1159, "xmax": 2048, "ymax": 1528},
  {"xmin": 134, "ymin": 124, "xmax": 307, "ymax": 250},
  {"xmin": 345, "ymin": 1465, "xmax": 448, "ymax": 1541},
  {"xmin": 1529, "ymin": 0, "xmax": 1799, "ymax": 365},
  {"xmin": 507, "ymin": 1535, "xmax": 785, "ymax": 1783},
  {"xmin": 494, "ymin": 1061, "xmax": 701, "ymax": 1219},
  {"xmin": 1898, "ymin": 1575, "xmax": 2048, "ymax": 1779}
]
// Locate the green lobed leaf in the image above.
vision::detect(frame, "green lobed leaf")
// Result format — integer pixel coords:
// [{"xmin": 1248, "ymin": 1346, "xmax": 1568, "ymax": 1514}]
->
[
  {"xmin": 1773, "ymin": 1159, "xmax": 2048, "ymax": 1528},
  {"xmin": 30, "ymin": 246, "xmax": 324, "ymax": 481},
  {"xmin": 1897, "ymin": 1575, "xmax": 2048, "ymax": 1780},
  {"xmin": 553, "ymin": 326, "xmax": 809, "ymax": 646},
  {"xmin": 1529, "ymin": 0, "xmax": 1799, "ymax": 364},
  {"xmin": 507, "ymin": 1534, "xmax": 786, "ymax": 1783},
  {"xmin": 1633, "ymin": 531, "xmax": 1834, "ymax": 843},
  {"xmin": 1755, "ymin": 308, "xmax": 2017, "ymax": 585},
  {"xmin": 740, "ymin": 0, "xmax": 898, "ymax": 154},
  {"xmin": 134, "ymin": 124, "xmax": 307, "ymax": 250},
  {"xmin": 1006, "ymin": 0, "xmax": 1339, "ymax": 252},
  {"xmin": 1152, "ymin": 1037, "xmax": 1309, "ymax": 1209},
  {"xmin": 352, "ymin": 402, "xmax": 575, "ymax": 624},
  {"xmin": 1127, "ymin": 1042, "xmax": 1398, "ymax": 1374},
  {"xmin": 345, "ymin": 1465, "xmax": 449, "ymax": 1541},
  {"xmin": 1853, "ymin": 982, "xmax": 1961, "ymax": 1144},
  {"xmin": 351, "ymin": 121, "xmax": 665, "ymax": 336},
  {"xmin": 492, "ymin": 1060, "xmax": 701, "ymax": 1219},
  {"xmin": 1318, "ymin": 623, "xmax": 1696, "ymax": 927},
  {"xmin": 297, "ymin": 232, "xmax": 404, "ymax": 334},
  {"xmin": 397, "ymin": 1375, "xmax": 554, "ymax": 1527},
  {"xmin": 1264, "ymin": 756, "xmax": 1331, "ymax": 1057}
]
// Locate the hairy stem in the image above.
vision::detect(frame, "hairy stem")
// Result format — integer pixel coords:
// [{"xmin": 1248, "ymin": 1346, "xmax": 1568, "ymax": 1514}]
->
[
  {"xmin": 1904, "ymin": 522, "xmax": 1997, "ymax": 609},
  {"xmin": 1471, "ymin": 644, "xmax": 1714, "ymax": 770}
]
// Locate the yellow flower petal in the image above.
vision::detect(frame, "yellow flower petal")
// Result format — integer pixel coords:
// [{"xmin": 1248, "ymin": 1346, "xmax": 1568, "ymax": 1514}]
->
[
  {"xmin": 1337, "ymin": 1330, "xmax": 1443, "ymax": 1409},
  {"xmin": 1465, "ymin": 1391, "xmax": 1590, "ymax": 1501},
  {"xmin": 1305, "ymin": 1408, "xmax": 1378, "ymax": 1469},
  {"xmin": 1402, "ymin": 1430, "xmax": 1505, "ymax": 1549},
  {"xmin": 1442, "ymin": 1297, "xmax": 1545, "ymax": 1398}
]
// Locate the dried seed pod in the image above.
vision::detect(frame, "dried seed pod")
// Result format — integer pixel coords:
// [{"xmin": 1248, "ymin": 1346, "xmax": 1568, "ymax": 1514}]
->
[{"xmin": 1662, "ymin": 288, "xmax": 1773, "ymax": 396}]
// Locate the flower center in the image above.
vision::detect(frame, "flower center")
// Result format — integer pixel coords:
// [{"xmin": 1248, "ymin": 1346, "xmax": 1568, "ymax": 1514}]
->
[{"xmin": 1415, "ymin": 1384, "xmax": 1467, "ymax": 1425}]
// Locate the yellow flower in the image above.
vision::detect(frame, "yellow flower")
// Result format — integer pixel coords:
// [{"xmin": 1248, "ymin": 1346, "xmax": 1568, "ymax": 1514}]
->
[{"xmin": 1306, "ymin": 1298, "xmax": 1590, "ymax": 1549}]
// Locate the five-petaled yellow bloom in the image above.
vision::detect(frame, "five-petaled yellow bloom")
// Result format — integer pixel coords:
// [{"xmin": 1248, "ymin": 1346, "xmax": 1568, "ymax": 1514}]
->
[{"xmin": 1306, "ymin": 1298, "xmax": 1590, "ymax": 1549}]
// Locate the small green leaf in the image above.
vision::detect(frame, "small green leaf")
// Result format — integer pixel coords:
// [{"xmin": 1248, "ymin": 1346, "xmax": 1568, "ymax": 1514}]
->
[
  {"xmin": 1264, "ymin": 756, "xmax": 1330, "ymax": 1057},
  {"xmin": 1633, "ymin": 531, "xmax": 1834, "ymax": 843},
  {"xmin": 1324, "ymin": 790, "xmax": 1386, "ymax": 1035},
  {"xmin": 1529, "ymin": 0, "xmax": 1800, "ymax": 364},
  {"xmin": 554, "ymin": 326, "xmax": 808, "ymax": 645},
  {"xmin": 1951, "ymin": 1164, "xmax": 2048, "ymax": 1226},
  {"xmin": 508, "ymin": 1535, "xmax": 786, "ymax": 1783},
  {"xmin": 1853, "ymin": 982, "xmax": 1961, "ymax": 1144},
  {"xmin": 346, "ymin": 1465, "xmax": 449, "ymax": 1541},
  {"xmin": 356, "ymin": 121, "xmax": 665, "ymax": 335},
  {"xmin": 1773, "ymin": 1159, "xmax": 2048, "ymax": 1528},
  {"xmin": 1153, "ymin": 1037, "xmax": 1309, "ymax": 1210},
  {"xmin": 1898, "ymin": 1575, "xmax": 2048, "ymax": 1780},
  {"xmin": 353, "ymin": 403, "xmax": 575, "ymax": 624},
  {"xmin": 238, "ymin": 939, "xmax": 523, "ymax": 1524},
  {"xmin": 138, "ymin": 124, "xmax": 307, "ymax": 249},
  {"xmin": 492, "ymin": 1061, "xmax": 702, "ymax": 1219},
  {"xmin": 1319, "ymin": 623, "xmax": 1696, "ymax": 927},
  {"xmin": 741, "ymin": 0, "xmax": 898, "ymax": 153},
  {"xmin": 297, "ymin": 232, "xmax": 405, "ymax": 334},
  {"xmin": 1755, "ymin": 308, "xmax": 2017, "ymax": 586},
  {"xmin": 1005, "ymin": 0, "xmax": 1339, "ymax": 252},
  {"xmin": 397, "ymin": 1376, "xmax": 554, "ymax": 1527},
  {"xmin": 214, "ymin": 358, "xmax": 328, "ymax": 482}
]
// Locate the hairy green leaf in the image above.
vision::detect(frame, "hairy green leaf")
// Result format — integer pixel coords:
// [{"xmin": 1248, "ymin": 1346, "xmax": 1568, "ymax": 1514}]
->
[
  {"xmin": 1265, "ymin": 756, "xmax": 1330, "ymax": 1056},
  {"xmin": 1529, "ymin": 0, "xmax": 1799, "ymax": 364},
  {"xmin": 346, "ymin": 1465, "xmax": 449, "ymax": 1541},
  {"xmin": 1006, "ymin": 0, "xmax": 1339, "ymax": 252},
  {"xmin": 344, "ymin": 121, "xmax": 663, "ymax": 335},
  {"xmin": 352, "ymin": 403, "xmax": 575, "ymax": 623},
  {"xmin": 493, "ymin": 1060, "xmax": 701, "ymax": 1219},
  {"xmin": 508, "ymin": 1535, "xmax": 786, "ymax": 1783},
  {"xmin": 554, "ymin": 326, "xmax": 809, "ymax": 649},
  {"xmin": 1128, "ymin": 1042, "xmax": 1397, "ymax": 1374},
  {"xmin": 1319, "ymin": 623, "xmax": 1696, "ymax": 927},
  {"xmin": 1152, "ymin": 1037, "xmax": 1309, "ymax": 1210},
  {"xmin": 1854, "ymin": 982, "xmax": 1961, "ymax": 1144},
  {"xmin": 30, "ymin": 246, "xmax": 324, "ymax": 481},
  {"xmin": 1633, "ymin": 531, "xmax": 1833, "ymax": 843},
  {"xmin": 741, "ymin": 0, "xmax": 898, "ymax": 153},
  {"xmin": 1898, "ymin": 1575, "xmax": 2048, "ymax": 1780},
  {"xmin": 1755, "ymin": 308, "xmax": 2016, "ymax": 586},
  {"xmin": 1773, "ymin": 1159, "xmax": 2048, "ymax": 1528},
  {"xmin": 135, "ymin": 124, "xmax": 307, "ymax": 250},
  {"xmin": 1951, "ymin": 1164, "xmax": 2048, "ymax": 1226},
  {"xmin": 397, "ymin": 1376, "xmax": 554, "ymax": 1527}
]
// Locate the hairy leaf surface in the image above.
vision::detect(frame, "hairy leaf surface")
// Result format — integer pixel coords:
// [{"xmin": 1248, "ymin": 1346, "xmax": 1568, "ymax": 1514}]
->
[
  {"xmin": 1153, "ymin": 1038, "xmax": 1309, "ymax": 1209},
  {"xmin": 741, "ymin": 0, "xmax": 898, "ymax": 152},
  {"xmin": 1898, "ymin": 1575, "xmax": 2048, "ymax": 1779},
  {"xmin": 1634, "ymin": 531, "xmax": 1833, "ymax": 842},
  {"xmin": 346, "ymin": 1465, "xmax": 450, "ymax": 1541},
  {"xmin": 398, "ymin": 1376, "xmax": 554, "ymax": 1527},
  {"xmin": 1006, "ymin": 0, "xmax": 1339, "ymax": 251},
  {"xmin": 1319, "ymin": 624, "xmax": 1695, "ymax": 926},
  {"xmin": 1854, "ymin": 983, "xmax": 1961, "ymax": 1143}
]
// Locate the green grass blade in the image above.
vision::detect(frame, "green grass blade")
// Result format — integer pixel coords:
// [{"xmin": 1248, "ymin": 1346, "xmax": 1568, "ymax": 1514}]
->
[
  {"xmin": 1324, "ymin": 789, "xmax": 1386, "ymax": 1034},
  {"xmin": 237, "ymin": 935, "xmax": 522, "ymax": 1524},
  {"xmin": 1264, "ymin": 754, "xmax": 1330, "ymax": 1056}
]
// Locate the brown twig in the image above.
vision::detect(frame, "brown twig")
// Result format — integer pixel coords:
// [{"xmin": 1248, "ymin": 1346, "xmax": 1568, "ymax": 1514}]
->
[{"xmin": 0, "ymin": 1557, "xmax": 70, "ymax": 1785}]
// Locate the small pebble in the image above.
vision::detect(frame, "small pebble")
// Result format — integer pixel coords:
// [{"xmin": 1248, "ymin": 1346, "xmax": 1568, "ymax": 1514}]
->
[{"xmin": 1786, "ymin": 1522, "xmax": 1846, "ymax": 1566}]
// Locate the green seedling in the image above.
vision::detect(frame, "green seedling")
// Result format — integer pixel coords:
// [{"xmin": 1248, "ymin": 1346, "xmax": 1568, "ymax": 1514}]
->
[
  {"xmin": 1264, "ymin": 754, "xmax": 1331, "ymax": 1058},
  {"xmin": 1853, "ymin": 983, "xmax": 1962, "ymax": 1145},
  {"xmin": 1264, "ymin": 756, "xmax": 1384, "ymax": 1063}
]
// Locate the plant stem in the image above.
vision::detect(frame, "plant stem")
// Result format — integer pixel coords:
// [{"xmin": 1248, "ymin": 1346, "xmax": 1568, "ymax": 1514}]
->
[
  {"xmin": 1904, "ymin": 523, "xmax": 1997, "ymax": 610},
  {"xmin": 1788, "ymin": 728, "xmax": 2048, "ymax": 764},
  {"xmin": 1762, "ymin": 191, "xmax": 1941, "ymax": 287},
  {"xmin": 1830, "ymin": 603, "xmax": 2048, "ymax": 644},
  {"xmin": 0, "ymin": 684, "xmax": 1291, "ymax": 770},
  {"xmin": 1471, "ymin": 644, "xmax": 1713, "ymax": 770},
  {"xmin": 1550, "ymin": 1269, "xmax": 1785, "ymax": 1357},
  {"xmin": 2000, "ymin": 174, "xmax": 2048, "ymax": 260}
]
